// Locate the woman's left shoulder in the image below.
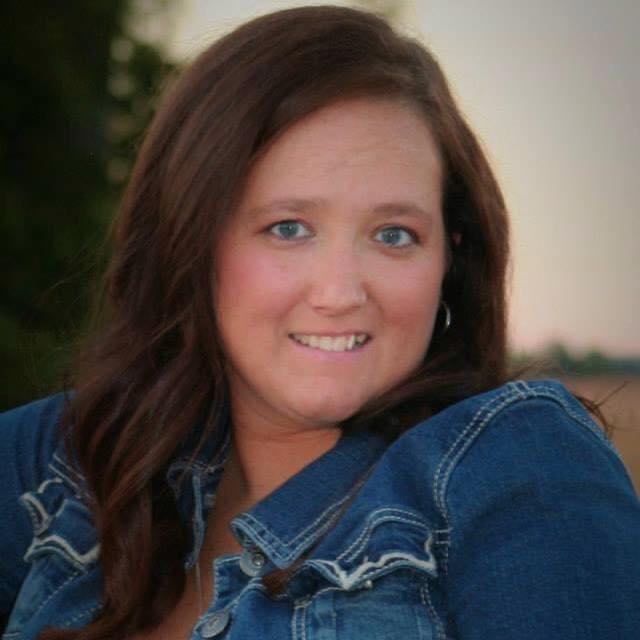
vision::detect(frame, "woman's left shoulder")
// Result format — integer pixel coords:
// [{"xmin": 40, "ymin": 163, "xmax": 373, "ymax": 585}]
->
[
  {"xmin": 396, "ymin": 380, "xmax": 640, "ymax": 638},
  {"xmin": 402, "ymin": 378, "xmax": 619, "ymax": 462},
  {"xmin": 392, "ymin": 379, "xmax": 637, "ymax": 509}
]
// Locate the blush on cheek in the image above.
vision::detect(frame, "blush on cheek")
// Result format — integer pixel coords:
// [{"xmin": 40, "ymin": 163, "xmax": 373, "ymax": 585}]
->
[{"xmin": 217, "ymin": 247, "xmax": 304, "ymax": 327}]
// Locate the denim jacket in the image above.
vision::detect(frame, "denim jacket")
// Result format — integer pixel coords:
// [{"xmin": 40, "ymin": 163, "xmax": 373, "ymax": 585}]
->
[{"xmin": 1, "ymin": 380, "xmax": 639, "ymax": 639}]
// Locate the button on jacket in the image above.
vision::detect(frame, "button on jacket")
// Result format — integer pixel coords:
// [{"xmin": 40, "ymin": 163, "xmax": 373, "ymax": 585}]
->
[{"xmin": 1, "ymin": 380, "xmax": 639, "ymax": 639}]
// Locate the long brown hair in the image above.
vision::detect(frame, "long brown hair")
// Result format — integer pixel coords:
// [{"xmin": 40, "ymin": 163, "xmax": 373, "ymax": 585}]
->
[{"xmin": 45, "ymin": 6, "xmax": 509, "ymax": 638}]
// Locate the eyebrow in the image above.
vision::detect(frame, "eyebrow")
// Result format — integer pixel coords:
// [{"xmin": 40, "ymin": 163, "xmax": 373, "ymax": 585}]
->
[
  {"xmin": 245, "ymin": 198, "xmax": 434, "ymax": 220},
  {"xmin": 370, "ymin": 202, "xmax": 434, "ymax": 219},
  {"xmin": 245, "ymin": 198, "xmax": 324, "ymax": 217}
]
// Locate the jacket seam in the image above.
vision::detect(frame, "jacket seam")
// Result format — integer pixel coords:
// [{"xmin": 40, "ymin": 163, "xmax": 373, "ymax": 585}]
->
[
  {"xmin": 520, "ymin": 382, "xmax": 617, "ymax": 451},
  {"xmin": 433, "ymin": 381, "xmax": 529, "ymax": 528},
  {"xmin": 433, "ymin": 380, "xmax": 613, "ymax": 529},
  {"xmin": 26, "ymin": 568, "xmax": 82, "ymax": 626},
  {"xmin": 291, "ymin": 597, "xmax": 310, "ymax": 640},
  {"xmin": 236, "ymin": 497, "xmax": 348, "ymax": 563},
  {"xmin": 421, "ymin": 581, "xmax": 446, "ymax": 640},
  {"xmin": 50, "ymin": 453, "xmax": 83, "ymax": 496},
  {"xmin": 62, "ymin": 602, "xmax": 100, "ymax": 627},
  {"xmin": 337, "ymin": 508, "xmax": 430, "ymax": 562}
]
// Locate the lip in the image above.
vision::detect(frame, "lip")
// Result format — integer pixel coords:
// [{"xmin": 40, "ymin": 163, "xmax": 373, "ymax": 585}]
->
[
  {"xmin": 288, "ymin": 331, "xmax": 371, "ymax": 337},
  {"xmin": 287, "ymin": 332, "xmax": 371, "ymax": 358}
]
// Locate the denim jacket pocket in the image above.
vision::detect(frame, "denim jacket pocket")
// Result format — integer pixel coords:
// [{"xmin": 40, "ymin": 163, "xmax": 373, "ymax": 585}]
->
[
  {"xmin": 289, "ymin": 508, "xmax": 440, "ymax": 640},
  {"xmin": 3, "ymin": 462, "xmax": 100, "ymax": 638}
]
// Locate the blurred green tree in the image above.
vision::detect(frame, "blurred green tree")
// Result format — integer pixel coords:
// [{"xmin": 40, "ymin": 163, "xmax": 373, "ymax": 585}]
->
[{"xmin": 1, "ymin": 0, "xmax": 173, "ymax": 409}]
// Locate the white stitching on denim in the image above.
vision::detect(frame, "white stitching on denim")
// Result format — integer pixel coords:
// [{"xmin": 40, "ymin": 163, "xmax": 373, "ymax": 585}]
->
[
  {"xmin": 311, "ymin": 585, "xmax": 342, "ymax": 598},
  {"xmin": 434, "ymin": 528, "xmax": 451, "ymax": 574},
  {"xmin": 208, "ymin": 553, "xmax": 242, "ymax": 606},
  {"xmin": 311, "ymin": 550, "xmax": 437, "ymax": 591},
  {"xmin": 337, "ymin": 508, "xmax": 430, "ymax": 562},
  {"xmin": 290, "ymin": 601, "xmax": 297, "ymax": 640},
  {"xmin": 190, "ymin": 473, "xmax": 206, "ymax": 563},
  {"xmin": 511, "ymin": 379, "xmax": 528, "ymax": 399},
  {"xmin": 433, "ymin": 380, "xmax": 620, "ymax": 566},
  {"xmin": 168, "ymin": 430, "xmax": 231, "ymax": 479},
  {"xmin": 50, "ymin": 452, "xmax": 83, "ymax": 494},
  {"xmin": 300, "ymin": 599, "xmax": 308, "ymax": 640},
  {"xmin": 63, "ymin": 603, "xmax": 100, "ymax": 626},
  {"xmin": 169, "ymin": 458, "xmax": 226, "ymax": 476},
  {"xmin": 233, "ymin": 457, "xmax": 382, "ymax": 561},
  {"xmin": 517, "ymin": 381, "xmax": 612, "ymax": 446},
  {"xmin": 527, "ymin": 383, "xmax": 618, "ymax": 451},
  {"xmin": 292, "ymin": 598, "xmax": 310, "ymax": 640},
  {"xmin": 235, "ymin": 496, "xmax": 347, "ymax": 562},
  {"xmin": 19, "ymin": 481, "xmax": 61, "ymax": 533},
  {"xmin": 433, "ymin": 383, "xmax": 523, "ymax": 526},
  {"xmin": 25, "ymin": 534, "xmax": 99, "ymax": 569},
  {"xmin": 276, "ymin": 494, "xmax": 348, "ymax": 546},
  {"xmin": 289, "ymin": 452, "xmax": 386, "ymax": 553},
  {"xmin": 218, "ymin": 578, "xmax": 268, "ymax": 614},
  {"xmin": 339, "ymin": 514, "xmax": 429, "ymax": 563},
  {"xmin": 421, "ymin": 582, "xmax": 446, "ymax": 640},
  {"xmin": 32, "ymin": 568, "xmax": 82, "ymax": 618}
]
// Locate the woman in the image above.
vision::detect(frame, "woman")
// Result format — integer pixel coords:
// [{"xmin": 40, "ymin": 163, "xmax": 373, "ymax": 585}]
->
[{"xmin": 1, "ymin": 5, "xmax": 638, "ymax": 640}]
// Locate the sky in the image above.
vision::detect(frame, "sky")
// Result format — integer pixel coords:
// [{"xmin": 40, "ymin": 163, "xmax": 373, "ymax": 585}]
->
[{"xmin": 157, "ymin": 0, "xmax": 640, "ymax": 356}]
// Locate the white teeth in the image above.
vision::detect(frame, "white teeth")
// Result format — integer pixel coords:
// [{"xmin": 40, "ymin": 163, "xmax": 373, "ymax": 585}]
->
[{"xmin": 291, "ymin": 333, "xmax": 368, "ymax": 352}]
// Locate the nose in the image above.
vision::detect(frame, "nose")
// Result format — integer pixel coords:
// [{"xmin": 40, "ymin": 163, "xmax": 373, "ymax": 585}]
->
[{"xmin": 307, "ymin": 245, "xmax": 368, "ymax": 315}]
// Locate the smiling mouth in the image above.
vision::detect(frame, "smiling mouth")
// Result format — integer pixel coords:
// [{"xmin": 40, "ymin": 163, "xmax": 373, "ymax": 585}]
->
[{"xmin": 289, "ymin": 333, "xmax": 370, "ymax": 352}]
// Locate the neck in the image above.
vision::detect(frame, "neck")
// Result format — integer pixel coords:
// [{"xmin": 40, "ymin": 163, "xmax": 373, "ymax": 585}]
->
[{"xmin": 217, "ymin": 413, "xmax": 341, "ymax": 512}]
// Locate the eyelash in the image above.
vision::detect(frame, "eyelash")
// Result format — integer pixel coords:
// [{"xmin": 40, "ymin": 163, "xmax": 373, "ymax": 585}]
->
[
  {"xmin": 373, "ymin": 225, "xmax": 419, "ymax": 248},
  {"xmin": 264, "ymin": 220, "xmax": 419, "ymax": 248}
]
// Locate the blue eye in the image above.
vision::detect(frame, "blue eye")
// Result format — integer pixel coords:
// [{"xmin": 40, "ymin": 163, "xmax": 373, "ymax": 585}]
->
[
  {"xmin": 267, "ymin": 220, "xmax": 312, "ymax": 240},
  {"xmin": 374, "ymin": 226, "xmax": 417, "ymax": 248}
]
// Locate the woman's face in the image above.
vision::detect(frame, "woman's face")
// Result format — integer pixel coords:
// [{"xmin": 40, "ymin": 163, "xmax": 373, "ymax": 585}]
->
[{"xmin": 214, "ymin": 97, "xmax": 447, "ymax": 432}]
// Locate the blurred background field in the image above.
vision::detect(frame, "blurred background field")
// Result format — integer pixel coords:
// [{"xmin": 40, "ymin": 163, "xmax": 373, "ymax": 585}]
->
[
  {"xmin": 2, "ymin": 0, "xmax": 638, "ymax": 489},
  {"xmin": 562, "ymin": 376, "xmax": 640, "ymax": 495}
]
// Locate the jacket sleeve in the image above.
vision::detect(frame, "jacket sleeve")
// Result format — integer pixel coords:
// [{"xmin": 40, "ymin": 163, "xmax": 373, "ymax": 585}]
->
[
  {"xmin": 0, "ymin": 394, "xmax": 68, "ymax": 614},
  {"xmin": 444, "ymin": 390, "xmax": 640, "ymax": 639}
]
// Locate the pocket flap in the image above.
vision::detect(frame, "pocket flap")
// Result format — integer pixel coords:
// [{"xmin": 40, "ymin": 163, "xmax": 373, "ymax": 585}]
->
[
  {"xmin": 294, "ymin": 508, "xmax": 437, "ymax": 593},
  {"xmin": 20, "ymin": 478, "xmax": 99, "ymax": 571}
]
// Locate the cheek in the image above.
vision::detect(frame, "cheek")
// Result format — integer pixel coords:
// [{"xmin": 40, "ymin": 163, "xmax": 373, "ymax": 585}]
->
[
  {"xmin": 375, "ymin": 262, "xmax": 443, "ymax": 353},
  {"xmin": 215, "ymin": 244, "xmax": 302, "ymax": 322},
  {"xmin": 378, "ymin": 261, "xmax": 443, "ymax": 319}
]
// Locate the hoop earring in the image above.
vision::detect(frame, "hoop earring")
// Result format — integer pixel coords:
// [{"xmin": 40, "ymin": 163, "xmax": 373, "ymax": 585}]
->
[{"xmin": 439, "ymin": 300, "xmax": 451, "ymax": 334}]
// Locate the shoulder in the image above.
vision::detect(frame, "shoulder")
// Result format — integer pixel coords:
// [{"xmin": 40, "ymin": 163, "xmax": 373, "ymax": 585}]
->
[
  {"xmin": 0, "ymin": 393, "xmax": 70, "ymax": 489},
  {"xmin": 387, "ymin": 379, "xmax": 636, "ymax": 522},
  {"xmin": 0, "ymin": 396, "xmax": 100, "ymax": 628},
  {"xmin": 0, "ymin": 393, "xmax": 80, "ymax": 612},
  {"xmin": 1, "ymin": 392, "xmax": 68, "ymax": 428},
  {"xmin": 405, "ymin": 378, "xmax": 612, "ymax": 451},
  {"xmin": 381, "ymin": 381, "xmax": 640, "ymax": 637}
]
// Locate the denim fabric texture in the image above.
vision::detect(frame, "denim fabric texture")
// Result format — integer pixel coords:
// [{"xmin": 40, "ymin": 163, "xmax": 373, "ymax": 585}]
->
[{"xmin": 1, "ymin": 380, "xmax": 639, "ymax": 639}]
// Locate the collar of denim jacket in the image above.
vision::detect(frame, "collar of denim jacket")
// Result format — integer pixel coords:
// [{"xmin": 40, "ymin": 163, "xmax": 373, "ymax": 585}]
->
[
  {"xmin": 166, "ymin": 404, "xmax": 232, "ymax": 569},
  {"xmin": 229, "ymin": 427, "xmax": 388, "ymax": 569}
]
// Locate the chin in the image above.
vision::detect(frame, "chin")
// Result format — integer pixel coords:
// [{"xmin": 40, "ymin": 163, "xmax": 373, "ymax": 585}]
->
[{"xmin": 292, "ymin": 396, "xmax": 369, "ymax": 427}]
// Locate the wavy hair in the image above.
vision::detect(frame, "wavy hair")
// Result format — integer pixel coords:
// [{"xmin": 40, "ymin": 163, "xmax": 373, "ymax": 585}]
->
[{"xmin": 43, "ymin": 5, "xmax": 509, "ymax": 638}]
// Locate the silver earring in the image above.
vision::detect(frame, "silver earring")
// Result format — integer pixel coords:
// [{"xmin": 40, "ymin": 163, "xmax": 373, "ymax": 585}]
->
[{"xmin": 440, "ymin": 300, "xmax": 451, "ymax": 334}]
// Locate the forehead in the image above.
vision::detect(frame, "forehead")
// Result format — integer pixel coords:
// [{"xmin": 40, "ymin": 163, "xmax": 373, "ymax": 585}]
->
[{"xmin": 238, "ymin": 97, "xmax": 442, "ymax": 210}]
